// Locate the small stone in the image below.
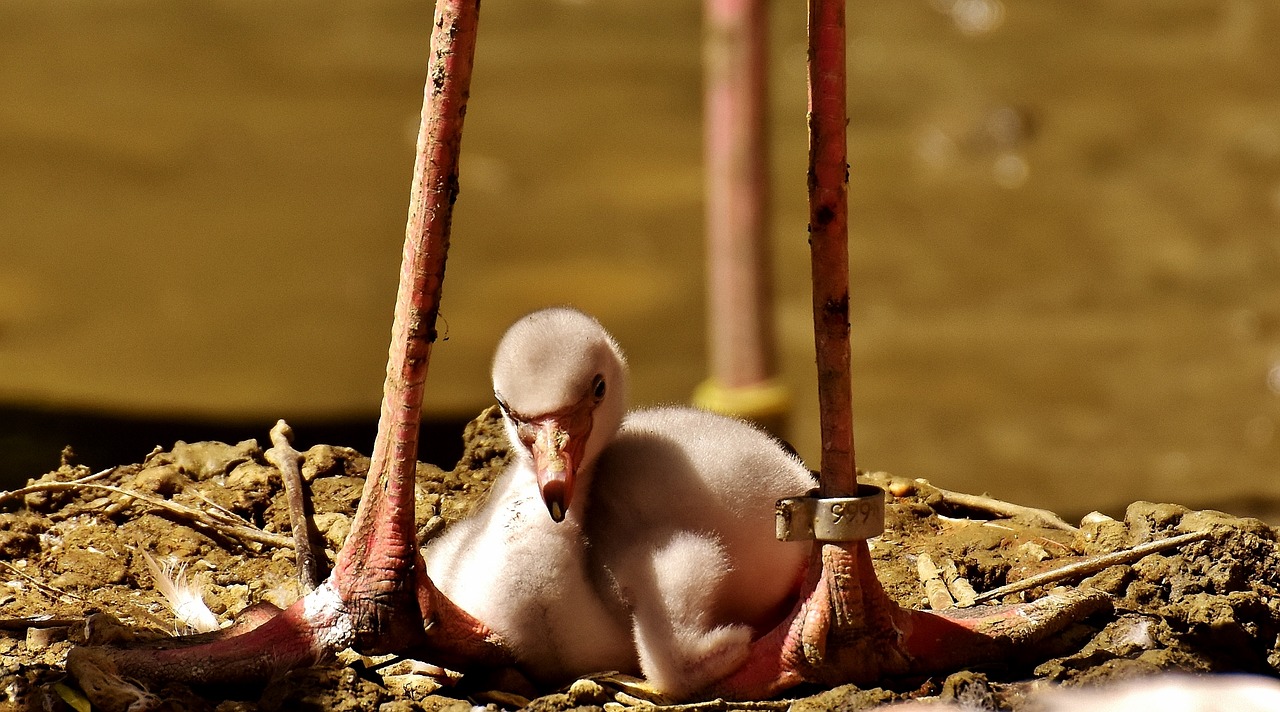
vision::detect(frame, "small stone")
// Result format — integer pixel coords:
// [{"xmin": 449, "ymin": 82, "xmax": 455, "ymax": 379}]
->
[
  {"xmin": 335, "ymin": 649, "xmax": 364, "ymax": 666},
  {"xmin": 1077, "ymin": 518, "xmax": 1131, "ymax": 556},
  {"xmin": 1180, "ymin": 509, "xmax": 1272, "ymax": 538},
  {"xmin": 1081, "ymin": 564, "xmax": 1132, "ymax": 597},
  {"xmin": 170, "ymin": 440, "xmax": 260, "ymax": 480},
  {"xmin": 940, "ymin": 670, "xmax": 996, "ymax": 709},
  {"xmin": 302, "ymin": 444, "xmax": 368, "ymax": 482},
  {"xmin": 1124, "ymin": 501, "xmax": 1190, "ymax": 544},
  {"xmin": 382, "ymin": 673, "xmax": 443, "ymax": 700},
  {"xmin": 1080, "ymin": 511, "xmax": 1114, "ymax": 526},
  {"xmin": 131, "ymin": 465, "xmax": 185, "ymax": 496},
  {"xmin": 566, "ymin": 678, "xmax": 608, "ymax": 706},
  {"xmin": 225, "ymin": 462, "xmax": 276, "ymax": 512},
  {"xmin": 417, "ymin": 695, "xmax": 475, "ymax": 712},
  {"xmin": 418, "ymin": 515, "xmax": 446, "ymax": 543},
  {"xmin": 1014, "ymin": 541, "xmax": 1051, "ymax": 563},
  {"xmin": 887, "ymin": 478, "xmax": 916, "ymax": 497},
  {"xmin": 378, "ymin": 658, "xmax": 453, "ymax": 679},
  {"xmin": 314, "ymin": 513, "xmax": 352, "ymax": 550},
  {"xmin": 25, "ymin": 625, "xmax": 68, "ymax": 648},
  {"xmin": 55, "ymin": 548, "xmax": 127, "ymax": 586}
]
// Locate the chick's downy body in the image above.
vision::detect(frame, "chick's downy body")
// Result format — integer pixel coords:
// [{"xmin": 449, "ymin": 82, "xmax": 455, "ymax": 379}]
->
[{"xmin": 423, "ymin": 308, "xmax": 815, "ymax": 696}]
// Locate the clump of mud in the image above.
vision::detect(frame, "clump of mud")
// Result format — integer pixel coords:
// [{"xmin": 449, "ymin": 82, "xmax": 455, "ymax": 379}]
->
[{"xmin": 1, "ymin": 409, "xmax": 1277, "ymax": 711}]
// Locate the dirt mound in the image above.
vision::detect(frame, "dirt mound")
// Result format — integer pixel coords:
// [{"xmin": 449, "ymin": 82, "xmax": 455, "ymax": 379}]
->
[{"xmin": 2, "ymin": 409, "xmax": 1277, "ymax": 710}]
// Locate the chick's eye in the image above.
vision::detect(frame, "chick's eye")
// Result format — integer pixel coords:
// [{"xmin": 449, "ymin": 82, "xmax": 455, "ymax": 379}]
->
[{"xmin": 592, "ymin": 375, "xmax": 606, "ymax": 400}]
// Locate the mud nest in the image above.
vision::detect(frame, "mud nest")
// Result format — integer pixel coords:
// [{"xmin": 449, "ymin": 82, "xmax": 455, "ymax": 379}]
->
[{"xmin": 2, "ymin": 407, "xmax": 1278, "ymax": 711}]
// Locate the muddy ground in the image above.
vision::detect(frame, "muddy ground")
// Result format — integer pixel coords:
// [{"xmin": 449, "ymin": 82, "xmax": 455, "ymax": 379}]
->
[{"xmin": 2, "ymin": 408, "xmax": 1279, "ymax": 711}]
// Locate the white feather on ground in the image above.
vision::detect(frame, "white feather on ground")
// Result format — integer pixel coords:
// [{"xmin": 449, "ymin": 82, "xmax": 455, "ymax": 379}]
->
[{"xmin": 140, "ymin": 549, "xmax": 220, "ymax": 634}]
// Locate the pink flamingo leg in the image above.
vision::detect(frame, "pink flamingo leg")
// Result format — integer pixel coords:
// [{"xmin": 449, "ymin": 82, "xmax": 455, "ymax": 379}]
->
[
  {"xmin": 66, "ymin": 2, "xmax": 509, "ymax": 706},
  {"xmin": 710, "ymin": 543, "xmax": 1110, "ymax": 700},
  {"xmin": 701, "ymin": 0, "xmax": 1109, "ymax": 700}
]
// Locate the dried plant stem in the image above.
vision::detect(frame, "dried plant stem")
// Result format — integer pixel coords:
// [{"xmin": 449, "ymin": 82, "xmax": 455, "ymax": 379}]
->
[
  {"xmin": 940, "ymin": 558, "xmax": 978, "ymax": 607},
  {"xmin": 971, "ymin": 530, "xmax": 1212, "ymax": 604},
  {"xmin": 932, "ymin": 486, "xmax": 1079, "ymax": 533},
  {"xmin": 0, "ymin": 560, "xmax": 85, "ymax": 604},
  {"xmin": 189, "ymin": 491, "xmax": 251, "ymax": 525},
  {"xmin": 0, "ymin": 466, "xmax": 115, "ymax": 506},
  {"xmin": 917, "ymin": 553, "xmax": 956, "ymax": 611},
  {"xmin": 265, "ymin": 420, "xmax": 324, "ymax": 591},
  {"xmin": 2, "ymin": 481, "xmax": 293, "ymax": 550},
  {"xmin": 0, "ymin": 617, "xmax": 86, "ymax": 630}
]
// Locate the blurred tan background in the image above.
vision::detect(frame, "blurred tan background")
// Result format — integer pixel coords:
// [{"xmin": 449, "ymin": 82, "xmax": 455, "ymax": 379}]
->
[{"xmin": 1, "ymin": 0, "xmax": 1278, "ymax": 519}]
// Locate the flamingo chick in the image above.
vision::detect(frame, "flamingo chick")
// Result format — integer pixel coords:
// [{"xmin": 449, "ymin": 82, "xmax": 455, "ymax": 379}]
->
[
  {"xmin": 423, "ymin": 307, "xmax": 816, "ymax": 697},
  {"xmin": 64, "ymin": 308, "xmax": 1108, "ymax": 707}
]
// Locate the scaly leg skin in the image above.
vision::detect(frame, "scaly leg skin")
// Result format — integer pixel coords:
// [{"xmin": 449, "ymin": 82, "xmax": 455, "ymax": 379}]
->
[
  {"xmin": 66, "ymin": 584, "xmax": 352, "ymax": 711},
  {"xmin": 66, "ymin": 556, "xmax": 512, "ymax": 712},
  {"xmin": 707, "ymin": 542, "xmax": 1112, "ymax": 700},
  {"xmin": 65, "ymin": 1, "xmax": 486, "ymax": 708},
  {"xmin": 412, "ymin": 553, "xmax": 514, "ymax": 671}
]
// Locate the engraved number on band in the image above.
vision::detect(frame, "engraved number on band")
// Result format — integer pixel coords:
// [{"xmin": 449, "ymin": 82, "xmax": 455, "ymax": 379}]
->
[{"xmin": 831, "ymin": 500, "xmax": 874, "ymax": 524}]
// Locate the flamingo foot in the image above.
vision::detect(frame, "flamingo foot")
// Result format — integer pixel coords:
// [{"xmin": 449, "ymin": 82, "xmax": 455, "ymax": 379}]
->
[
  {"xmin": 709, "ymin": 542, "xmax": 1112, "ymax": 700},
  {"xmin": 67, "ymin": 551, "xmax": 511, "ymax": 711}
]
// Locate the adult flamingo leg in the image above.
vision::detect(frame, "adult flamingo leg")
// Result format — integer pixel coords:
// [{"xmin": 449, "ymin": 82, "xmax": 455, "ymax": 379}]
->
[
  {"xmin": 64, "ymin": 1, "xmax": 505, "ymax": 708},
  {"xmin": 707, "ymin": 0, "xmax": 1109, "ymax": 700},
  {"xmin": 709, "ymin": 542, "xmax": 1111, "ymax": 700}
]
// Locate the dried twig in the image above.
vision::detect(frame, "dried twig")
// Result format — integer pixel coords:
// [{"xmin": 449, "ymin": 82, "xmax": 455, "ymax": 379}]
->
[
  {"xmin": 265, "ymin": 420, "xmax": 324, "ymax": 591},
  {"xmin": 83, "ymin": 466, "xmax": 119, "ymax": 484},
  {"xmin": 190, "ymin": 490, "xmax": 253, "ymax": 526},
  {"xmin": 4, "ymin": 481, "xmax": 293, "ymax": 550},
  {"xmin": 0, "ymin": 616, "xmax": 86, "ymax": 630},
  {"xmin": 916, "ymin": 553, "xmax": 955, "ymax": 611},
  {"xmin": 930, "ymin": 485, "xmax": 1079, "ymax": 533},
  {"xmin": 0, "ymin": 466, "xmax": 117, "ymax": 506},
  {"xmin": 939, "ymin": 558, "xmax": 978, "ymax": 607},
  {"xmin": 0, "ymin": 560, "xmax": 85, "ymax": 604},
  {"xmin": 971, "ymin": 530, "xmax": 1212, "ymax": 604}
]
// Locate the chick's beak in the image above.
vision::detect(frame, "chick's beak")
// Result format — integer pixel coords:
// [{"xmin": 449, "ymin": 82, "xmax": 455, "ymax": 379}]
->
[{"xmin": 530, "ymin": 408, "xmax": 593, "ymax": 523}]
